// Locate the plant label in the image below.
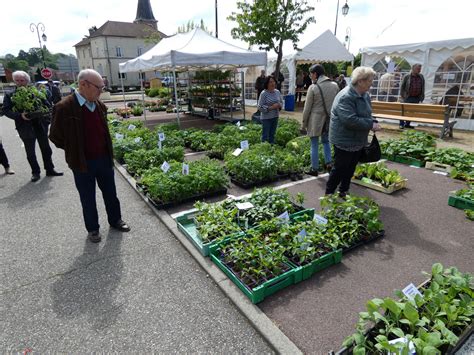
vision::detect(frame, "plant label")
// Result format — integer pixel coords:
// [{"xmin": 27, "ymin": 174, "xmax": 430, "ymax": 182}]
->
[
  {"xmin": 236, "ymin": 202, "xmax": 254, "ymax": 210},
  {"xmin": 277, "ymin": 211, "xmax": 290, "ymax": 222},
  {"xmin": 115, "ymin": 133, "xmax": 124, "ymax": 140},
  {"xmin": 240, "ymin": 140, "xmax": 249, "ymax": 150},
  {"xmin": 388, "ymin": 338, "xmax": 415, "ymax": 354},
  {"xmin": 433, "ymin": 171, "xmax": 448, "ymax": 176},
  {"xmin": 182, "ymin": 163, "xmax": 189, "ymax": 175},
  {"xmin": 409, "ymin": 165, "xmax": 420, "ymax": 169},
  {"xmin": 300, "ymin": 242, "xmax": 310, "ymax": 251},
  {"xmin": 158, "ymin": 132, "xmax": 165, "ymax": 141},
  {"xmin": 297, "ymin": 229, "xmax": 307, "ymax": 242},
  {"xmin": 133, "ymin": 137, "xmax": 142, "ymax": 143},
  {"xmin": 236, "ymin": 121, "xmax": 241, "ymax": 127},
  {"xmin": 232, "ymin": 148, "xmax": 242, "ymax": 157},
  {"xmin": 313, "ymin": 214, "xmax": 328, "ymax": 225},
  {"xmin": 402, "ymin": 283, "xmax": 423, "ymax": 300},
  {"xmin": 161, "ymin": 161, "xmax": 170, "ymax": 173},
  {"xmin": 127, "ymin": 124, "xmax": 136, "ymax": 131},
  {"xmin": 158, "ymin": 141, "xmax": 162, "ymax": 150}
]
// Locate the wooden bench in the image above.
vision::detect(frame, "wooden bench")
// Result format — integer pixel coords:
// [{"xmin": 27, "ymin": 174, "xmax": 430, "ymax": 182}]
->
[{"xmin": 371, "ymin": 101, "xmax": 455, "ymax": 138}]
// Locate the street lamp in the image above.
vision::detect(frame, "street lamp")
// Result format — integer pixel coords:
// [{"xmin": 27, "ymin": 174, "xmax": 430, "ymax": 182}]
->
[
  {"xmin": 345, "ymin": 27, "xmax": 352, "ymax": 51},
  {"xmin": 334, "ymin": 0, "xmax": 349, "ymax": 36},
  {"xmin": 30, "ymin": 22, "xmax": 47, "ymax": 68}
]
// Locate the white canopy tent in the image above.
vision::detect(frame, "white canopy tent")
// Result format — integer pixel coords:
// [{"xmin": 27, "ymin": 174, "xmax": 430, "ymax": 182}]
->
[
  {"xmin": 119, "ymin": 28, "xmax": 267, "ymax": 125},
  {"xmin": 361, "ymin": 37, "xmax": 474, "ymax": 103},
  {"xmin": 268, "ymin": 30, "xmax": 354, "ymax": 95}
]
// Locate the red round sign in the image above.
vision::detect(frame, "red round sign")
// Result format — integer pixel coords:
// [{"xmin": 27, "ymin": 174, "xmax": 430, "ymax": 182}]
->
[{"xmin": 41, "ymin": 68, "xmax": 52, "ymax": 79}]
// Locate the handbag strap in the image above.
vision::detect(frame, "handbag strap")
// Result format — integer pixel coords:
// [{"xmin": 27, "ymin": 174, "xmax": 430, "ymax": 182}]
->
[{"xmin": 315, "ymin": 83, "xmax": 330, "ymax": 119}]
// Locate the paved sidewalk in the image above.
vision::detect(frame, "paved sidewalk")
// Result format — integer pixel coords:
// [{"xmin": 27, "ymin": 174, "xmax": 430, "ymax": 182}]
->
[{"xmin": 0, "ymin": 117, "xmax": 273, "ymax": 353}]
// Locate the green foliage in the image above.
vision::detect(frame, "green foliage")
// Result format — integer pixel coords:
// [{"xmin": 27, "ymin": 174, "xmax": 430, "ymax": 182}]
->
[
  {"xmin": 183, "ymin": 129, "xmax": 216, "ymax": 151},
  {"xmin": 275, "ymin": 118, "xmax": 301, "ymax": 146},
  {"xmin": 177, "ymin": 19, "xmax": 213, "ymax": 35},
  {"xmin": 465, "ymin": 209, "xmax": 474, "ymax": 221},
  {"xmin": 342, "ymin": 263, "xmax": 474, "ymax": 354},
  {"xmin": 380, "ymin": 130, "xmax": 436, "ymax": 160},
  {"xmin": 124, "ymin": 147, "xmax": 184, "ymax": 177},
  {"xmin": 131, "ymin": 105, "xmax": 143, "ymax": 116},
  {"xmin": 10, "ymin": 86, "xmax": 49, "ymax": 114},
  {"xmin": 141, "ymin": 158, "xmax": 228, "ymax": 204},
  {"xmin": 354, "ymin": 162, "xmax": 405, "ymax": 188},
  {"xmin": 455, "ymin": 187, "xmax": 474, "ymax": 201},
  {"xmin": 206, "ymin": 123, "xmax": 262, "ymax": 159},
  {"xmin": 425, "ymin": 148, "xmax": 474, "ymax": 173}
]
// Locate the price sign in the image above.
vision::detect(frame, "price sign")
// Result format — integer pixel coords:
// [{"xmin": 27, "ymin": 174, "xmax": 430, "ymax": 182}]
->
[
  {"xmin": 313, "ymin": 214, "xmax": 328, "ymax": 225},
  {"xmin": 277, "ymin": 211, "xmax": 290, "ymax": 222},
  {"xmin": 236, "ymin": 202, "xmax": 254, "ymax": 210},
  {"xmin": 115, "ymin": 133, "xmax": 124, "ymax": 140},
  {"xmin": 297, "ymin": 229, "xmax": 307, "ymax": 242},
  {"xmin": 128, "ymin": 124, "xmax": 136, "ymax": 131},
  {"xmin": 232, "ymin": 148, "xmax": 242, "ymax": 156},
  {"xmin": 240, "ymin": 140, "xmax": 249, "ymax": 150},
  {"xmin": 402, "ymin": 283, "xmax": 423, "ymax": 300},
  {"xmin": 158, "ymin": 132, "xmax": 165, "ymax": 141},
  {"xmin": 133, "ymin": 137, "xmax": 142, "ymax": 143},
  {"xmin": 182, "ymin": 163, "xmax": 189, "ymax": 175},
  {"xmin": 161, "ymin": 161, "xmax": 170, "ymax": 173},
  {"xmin": 236, "ymin": 121, "xmax": 241, "ymax": 127}
]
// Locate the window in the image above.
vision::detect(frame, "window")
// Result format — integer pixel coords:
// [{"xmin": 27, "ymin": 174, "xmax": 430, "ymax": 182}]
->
[
  {"xmin": 116, "ymin": 47, "xmax": 123, "ymax": 57},
  {"xmin": 118, "ymin": 72, "xmax": 127, "ymax": 79},
  {"xmin": 137, "ymin": 47, "xmax": 143, "ymax": 56}
]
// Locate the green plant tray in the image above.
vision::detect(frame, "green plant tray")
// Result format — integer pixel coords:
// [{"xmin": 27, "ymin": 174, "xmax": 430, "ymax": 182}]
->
[
  {"xmin": 209, "ymin": 243, "xmax": 297, "ymax": 304},
  {"xmin": 448, "ymin": 195, "xmax": 474, "ymax": 211},
  {"xmin": 383, "ymin": 154, "xmax": 425, "ymax": 167},
  {"xmin": 175, "ymin": 208, "xmax": 315, "ymax": 257},
  {"xmin": 289, "ymin": 249, "xmax": 342, "ymax": 283}
]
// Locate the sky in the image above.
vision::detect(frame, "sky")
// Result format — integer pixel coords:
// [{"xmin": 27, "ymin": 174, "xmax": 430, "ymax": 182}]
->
[{"xmin": 2, "ymin": 0, "xmax": 473, "ymax": 59}]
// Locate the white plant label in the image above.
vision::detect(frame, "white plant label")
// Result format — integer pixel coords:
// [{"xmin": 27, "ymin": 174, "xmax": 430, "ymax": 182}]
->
[
  {"xmin": 433, "ymin": 171, "xmax": 448, "ymax": 176},
  {"xmin": 158, "ymin": 141, "xmax": 162, "ymax": 150},
  {"xmin": 158, "ymin": 132, "xmax": 165, "ymax": 141},
  {"xmin": 232, "ymin": 148, "xmax": 242, "ymax": 157},
  {"xmin": 313, "ymin": 214, "xmax": 328, "ymax": 225},
  {"xmin": 297, "ymin": 229, "xmax": 307, "ymax": 242},
  {"xmin": 236, "ymin": 202, "xmax": 254, "ymax": 210},
  {"xmin": 115, "ymin": 133, "xmax": 124, "ymax": 140},
  {"xmin": 236, "ymin": 121, "xmax": 241, "ymax": 127},
  {"xmin": 133, "ymin": 137, "xmax": 142, "ymax": 143},
  {"xmin": 161, "ymin": 161, "xmax": 170, "ymax": 173},
  {"xmin": 128, "ymin": 124, "xmax": 136, "ymax": 131},
  {"xmin": 409, "ymin": 165, "xmax": 420, "ymax": 169},
  {"xmin": 240, "ymin": 140, "xmax": 249, "ymax": 150},
  {"xmin": 277, "ymin": 211, "xmax": 290, "ymax": 222},
  {"xmin": 182, "ymin": 163, "xmax": 189, "ymax": 175},
  {"xmin": 388, "ymin": 338, "xmax": 415, "ymax": 355},
  {"xmin": 402, "ymin": 283, "xmax": 423, "ymax": 300}
]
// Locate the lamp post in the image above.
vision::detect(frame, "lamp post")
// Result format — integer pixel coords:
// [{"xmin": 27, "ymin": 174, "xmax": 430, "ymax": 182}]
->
[
  {"xmin": 334, "ymin": 0, "xmax": 349, "ymax": 36},
  {"xmin": 215, "ymin": 0, "xmax": 218, "ymax": 38},
  {"xmin": 30, "ymin": 22, "xmax": 47, "ymax": 68}
]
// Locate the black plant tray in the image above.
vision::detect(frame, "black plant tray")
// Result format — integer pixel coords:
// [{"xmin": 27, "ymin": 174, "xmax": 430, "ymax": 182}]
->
[
  {"xmin": 341, "ymin": 230, "xmax": 385, "ymax": 254},
  {"xmin": 145, "ymin": 188, "xmax": 228, "ymax": 209},
  {"xmin": 230, "ymin": 173, "xmax": 288, "ymax": 189}
]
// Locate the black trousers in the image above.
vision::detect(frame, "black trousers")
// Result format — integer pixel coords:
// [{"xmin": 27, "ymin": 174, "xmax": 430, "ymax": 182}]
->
[
  {"xmin": 20, "ymin": 122, "xmax": 55, "ymax": 175},
  {"xmin": 325, "ymin": 146, "xmax": 363, "ymax": 194},
  {"xmin": 0, "ymin": 143, "xmax": 10, "ymax": 168}
]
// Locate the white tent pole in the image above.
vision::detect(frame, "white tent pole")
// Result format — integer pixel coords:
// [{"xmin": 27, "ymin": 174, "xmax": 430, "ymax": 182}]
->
[
  {"xmin": 242, "ymin": 71, "xmax": 246, "ymax": 121},
  {"xmin": 172, "ymin": 68, "xmax": 180, "ymax": 128},
  {"xmin": 140, "ymin": 71, "xmax": 147, "ymax": 124},
  {"xmin": 120, "ymin": 75, "xmax": 126, "ymax": 109}
]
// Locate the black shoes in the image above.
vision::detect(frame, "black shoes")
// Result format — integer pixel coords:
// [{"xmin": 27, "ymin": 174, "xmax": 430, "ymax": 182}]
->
[
  {"xmin": 110, "ymin": 220, "xmax": 131, "ymax": 232},
  {"xmin": 87, "ymin": 230, "xmax": 101, "ymax": 243},
  {"xmin": 307, "ymin": 169, "xmax": 319, "ymax": 177},
  {"xmin": 31, "ymin": 174, "xmax": 40, "ymax": 182},
  {"xmin": 46, "ymin": 170, "xmax": 64, "ymax": 177}
]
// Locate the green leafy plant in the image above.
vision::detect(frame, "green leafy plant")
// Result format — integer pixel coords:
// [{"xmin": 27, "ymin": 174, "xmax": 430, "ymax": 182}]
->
[
  {"xmin": 425, "ymin": 148, "xmax": 474, "ymax": 172},
  {"xmin": 275, "ymin": 118, "xmax": 301, "ymax": 147},
  {"xmin": 455, "ymin": 187, "xmax": 474, "ymax": 201},
  {"xmin": 354, "ymin": 162, "xmax": 405, "ymax": 188},
  {"xmin": 124, "ymin": 146, "xmax": 184, "ymax": 177},
  {"xmin": 10, "ymin": 86, "xmax": 50, "ymax": 115},
  {"xmin": 131, "ymin": 105, "xmax": 143, "ymax": 116},
  {"xmin": 380, "ymin": 130, "xmax": 436, "ymax": 161}
]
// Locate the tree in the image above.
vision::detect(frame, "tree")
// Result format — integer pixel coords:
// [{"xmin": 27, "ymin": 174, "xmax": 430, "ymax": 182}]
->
[
  {"xmin": 228, "ymin": 0, "xmax": 315, "ymax": 83},
  {"xmin": 177, "ymin": 19, "xmax": 213, "ymax": 35}
]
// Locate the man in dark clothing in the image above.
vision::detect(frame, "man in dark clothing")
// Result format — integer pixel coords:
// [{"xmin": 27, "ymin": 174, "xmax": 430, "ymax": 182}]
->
[
  {"xmin": 3, "ymin": 70, "xmax": 63, "ymax": 182},
  {"xmin": 400, "ymin": 63, "xmax": 425, "ymax": 129},
  {"xmin": 46, "ymin": 79, "xmax": 62, "ymax": 105},
  {"xmin": 303, "ymin": 72, "xmax": 312, "ymax": 89},
  {"xmin": 271, "ymin": 70, "xmax": 285, "ymax": 92},
  {"xmin": 50, "ymin": 69, "xmax": 130, "ymax": 243},
  {"xmin": 254, "ymin": 69, "xmax": 266, "ymax": 101}
]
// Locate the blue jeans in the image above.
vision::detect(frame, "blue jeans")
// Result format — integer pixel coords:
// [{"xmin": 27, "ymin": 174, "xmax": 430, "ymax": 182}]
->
[
  {"xmin": 261, "ymin": 117, "xmax": 278, "ymax": 144},
  {"xmin": 73, "ymin": 157, "xmax": 122, "ymax": 232},
  {"xmin": 310, "ymin": 133, "xmax": 332, "ymax": 171}
]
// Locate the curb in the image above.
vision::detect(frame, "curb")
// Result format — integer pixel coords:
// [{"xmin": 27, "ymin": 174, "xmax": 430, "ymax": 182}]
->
[{"xmin": 114, "ymin": 162, "xmax": 303, "ymax": 355}]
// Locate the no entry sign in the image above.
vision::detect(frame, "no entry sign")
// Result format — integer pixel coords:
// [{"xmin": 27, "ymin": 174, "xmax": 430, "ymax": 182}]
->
[{"xmin": 41, "ymin": 68, "xmax": 53, "ymax": 79}]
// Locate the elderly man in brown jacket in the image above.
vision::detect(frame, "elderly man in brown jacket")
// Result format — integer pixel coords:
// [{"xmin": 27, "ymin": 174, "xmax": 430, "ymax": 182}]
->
[
  {"xmin": 302, "ymin": 64, "xmax": 340, "ymax": 176},
  {"xmin": 49, "ymin": 69, "xmax": 130, "ymax": 243}
]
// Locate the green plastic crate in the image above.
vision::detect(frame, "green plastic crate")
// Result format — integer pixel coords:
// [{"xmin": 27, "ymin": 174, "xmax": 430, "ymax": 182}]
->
[
  {"xmin": 290, "ymin": 249, "xmax": 343, "ymax": 283},
  {"xmin": 210, "ymin": 243, "xmax": 298, "ymax": 304},
  {"xmin": 176, "ymin": 208, "xmax": 315, "ymax": 256},
  {"xmin": 448, "ymin": 195, "xmax": 474, "ymax": 211}
]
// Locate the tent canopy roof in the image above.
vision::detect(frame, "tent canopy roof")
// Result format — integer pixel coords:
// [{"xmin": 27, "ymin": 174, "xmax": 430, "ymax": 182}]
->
[{"xmin": 119, "ymin": 27, "xmax": 267, "ymax": 73}]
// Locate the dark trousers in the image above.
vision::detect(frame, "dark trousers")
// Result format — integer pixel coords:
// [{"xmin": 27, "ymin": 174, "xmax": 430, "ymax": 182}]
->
[
  {"xmin": 325, "ymin": 146, "xmax": 363, "ymax": 194},
  {"xmin": 261, "ymin": 117, "xmax": 278, "ymax": 144},
  {"xmin": 73, "ymin": 157, "xmax": 122, "ymax": 232},
  {"xmin": 0, "ymin": 143, "xmax": 10, "ymax": 168},
  {"xmin": 20, "ymin": 122, "xmax": 55, "ymax": 175},
  {"xmin": 401, "ymin": 96, "xmax": 421, "ymax": 126}
]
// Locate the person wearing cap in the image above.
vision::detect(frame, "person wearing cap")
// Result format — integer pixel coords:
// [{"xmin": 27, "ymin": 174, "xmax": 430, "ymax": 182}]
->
[{"xmin": 302, "ymin": 64, "xmax": 340, "ymax": 176}]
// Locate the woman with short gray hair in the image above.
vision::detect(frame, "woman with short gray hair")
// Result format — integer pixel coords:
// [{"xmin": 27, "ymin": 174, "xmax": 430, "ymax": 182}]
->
[{"xmin": 325, "ymin": 66, "xmax": 381, "ymax": 197}]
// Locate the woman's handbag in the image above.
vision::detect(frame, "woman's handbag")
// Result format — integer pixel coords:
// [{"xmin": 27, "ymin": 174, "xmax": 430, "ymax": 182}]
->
[{"xmin": 359, "ymin": 134, "xmax": 381, "ymax": 163}]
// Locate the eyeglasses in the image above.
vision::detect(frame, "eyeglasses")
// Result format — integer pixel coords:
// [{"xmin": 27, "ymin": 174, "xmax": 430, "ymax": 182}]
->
[{"xmin": 85, "ymin": 79, "xmax": 105, "ymax": 91}]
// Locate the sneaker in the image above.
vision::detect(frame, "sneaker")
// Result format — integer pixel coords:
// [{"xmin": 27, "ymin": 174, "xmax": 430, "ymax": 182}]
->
[
  {"xmin": 306, "ymin": 169, "xmax": 319, "ymax": 177},
  {"xmin": 87, "ymin": 230, "xmax": 102, "ymax": 243},
  {"xmin": 110, "ymin": 219, "xmax": 131, "ymax": 232},
  {"xmin": 5, "ymin": 167, "xmax": 15, "ymax": 175},
  {"xmin": 31, "ymin": 174, "xmax": 40, "ymax": 182}
]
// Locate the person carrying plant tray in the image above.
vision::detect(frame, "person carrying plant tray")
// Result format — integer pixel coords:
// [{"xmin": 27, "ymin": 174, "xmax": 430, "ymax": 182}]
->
[{"xmin": 2, "ymin": 71, "xmax": 63, "ymax": 182}]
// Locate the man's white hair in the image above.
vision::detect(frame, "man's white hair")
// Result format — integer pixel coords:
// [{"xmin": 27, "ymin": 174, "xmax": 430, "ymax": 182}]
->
[
  {"xmin": 77, "ymin": 69, "xmax": 101, "ymax": 82},
  {"xmin": 12, "ymin": 71, "xmax": 31, "ymax": 83}
]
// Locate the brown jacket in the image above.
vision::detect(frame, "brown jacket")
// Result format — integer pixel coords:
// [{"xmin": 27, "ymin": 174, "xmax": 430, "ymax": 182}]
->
[{"xmin": 49, "ymin": 94, "xmax": 113, "ymax": 172}]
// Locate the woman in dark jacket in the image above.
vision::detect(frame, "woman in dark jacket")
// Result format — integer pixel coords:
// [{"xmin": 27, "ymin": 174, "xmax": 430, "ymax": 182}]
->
[{"xmin": 325, "ymin": 66, "xmax": 381, "ymax": 197}]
